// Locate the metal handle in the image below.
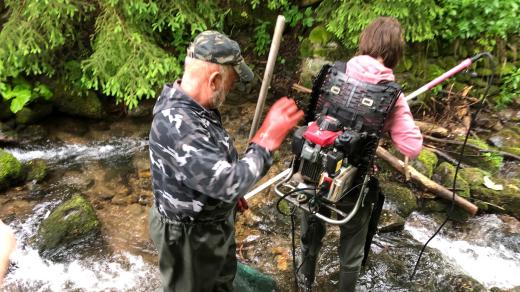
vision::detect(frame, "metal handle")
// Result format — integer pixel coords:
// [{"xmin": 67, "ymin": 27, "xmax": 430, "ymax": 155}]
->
[{"xmin": 273, "ymin": 168, "xmax": 367, "ymax": 225}]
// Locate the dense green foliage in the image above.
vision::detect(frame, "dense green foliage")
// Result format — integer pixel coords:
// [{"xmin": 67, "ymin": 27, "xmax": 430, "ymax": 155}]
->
[
  {"xmin": 0, "ymin": 0, "xmax": 518, "ymax": 111},
  {"xmin": 316, "ymin": 0, "xmax": 441, "ymax": 48}
]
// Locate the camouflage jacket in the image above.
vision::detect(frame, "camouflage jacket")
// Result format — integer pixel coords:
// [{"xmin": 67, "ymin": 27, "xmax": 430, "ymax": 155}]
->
[{"xmin": 149, "ymin": 81, "xmax": 273, "ymax": 221}]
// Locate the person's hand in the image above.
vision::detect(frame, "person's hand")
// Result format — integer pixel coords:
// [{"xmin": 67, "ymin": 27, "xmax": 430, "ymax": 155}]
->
[
  {"xmin": 251, "ymin": 97, "xmax": 304, "ymax": 151},
  {"xmin": 236, "ymin": 197, "xmax": 249, "ymax": 213},
  {"xmin": 0, "ymin": 220, "xmax": 16, "ymax": 284}
]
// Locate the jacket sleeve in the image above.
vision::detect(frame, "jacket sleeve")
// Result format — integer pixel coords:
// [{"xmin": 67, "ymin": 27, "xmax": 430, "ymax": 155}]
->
[
  {"xmin": 162, "ymin": 112, "xmax": 273, "ymax": 203},
  {"xmin": 383, "ymin": 93, "xmax": 423, "ymax": 158}
]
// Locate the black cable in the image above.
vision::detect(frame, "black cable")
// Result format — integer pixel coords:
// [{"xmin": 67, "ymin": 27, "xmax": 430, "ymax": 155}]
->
[
  {"xmin": 410, "ymin": 52, "xmax": 495, "ymax": 280},
  {"xmin": 275, "ymin": 186, "xmax": 317, "ymax": 291},
  {"xmin": 291, "ymin": 208, "xmax": 298, "ymax": 292}
]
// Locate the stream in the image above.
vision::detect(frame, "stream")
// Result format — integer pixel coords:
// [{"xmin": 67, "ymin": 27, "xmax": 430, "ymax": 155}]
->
[{"xmin": 1, "ymin": 111, "xmax": 519, "ymax": 292}]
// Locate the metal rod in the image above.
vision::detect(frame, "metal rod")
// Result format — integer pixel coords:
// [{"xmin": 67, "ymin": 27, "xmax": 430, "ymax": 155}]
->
[
  {"xmin": 248, "ymin": 15, "xmax": 286, "ymax": 141},
  {"xmin": 243, "ymin": 168, "xmax": 291, "ymax": 200},
  {"xmin": 406, "ymin": 58, "xmax": 473, "ymax": 101}
]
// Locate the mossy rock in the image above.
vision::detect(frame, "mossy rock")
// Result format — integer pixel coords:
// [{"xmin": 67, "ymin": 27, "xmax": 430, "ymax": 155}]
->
[
  {"xmin": 459, "ymin": 167, "xmax": 490, "ymax": 186},
  {"xmin": 0, "ymin": 149, "xmax": 23, "ymax": 191},
  {"xmin": 411, "ymin": 149, "xmax": 438, "ymax": 178},
  {"xmin": 25, "ymin": 159, "xmax": 48, "ymax": 183},
  {"xmin": 36, "ymin": 194, "xmax": 100, "ymax": 253},
  {"xmin": 500, "ymin": 146, "xmax": 520, "ymax": 157},
  {"xmin": 460, "ymin": 168, "xmax": 520, "ymax": 218},
  {"xmin": 308, "ymin": 26, "xmax": 332, "ymax": 45},
  {"xmin": 0, "ymin": 100, "xmax": 13, "ymax": 121},
  {"xmin": 378, "ymin": 210, "xmax": 405, "ymax": 233},
  {"xmin": 419, "ymin": 199, "xmax": 471, "ymax": 222},
  {"xmin": 432, "ymin": 162, "xmax": 470, "ymax": 198},
  {"xmin": 14, "ymin": 103, "xmax": 53, "ymax": 125},
  {"xmin": 299, "ymin": 57, "xmax": 330, "ymax": 88},
  {"xmin": 455, "ymin": 137, "xmax": 503, "ymax": 173},
  {"xmin": 380, "ymin": 182, "xmax": 417, "ymax": 217},
  {"xmin": 488, "ymin": 128, "xmax": 520, "ymax": 148},
  {"xmin": 54, "ymin": 90, "xmax": 105, "ymax": 119}
]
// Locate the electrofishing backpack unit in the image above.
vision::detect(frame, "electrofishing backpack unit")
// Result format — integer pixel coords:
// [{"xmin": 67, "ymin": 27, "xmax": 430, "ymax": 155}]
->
[{"xmin": 273, "ymin": 62, "xmax": 402, "ymax": 224}]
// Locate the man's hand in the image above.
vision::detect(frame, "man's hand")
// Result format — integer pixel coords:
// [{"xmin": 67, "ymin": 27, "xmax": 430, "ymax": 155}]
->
[
  {"xmin": 0, "ymin": 220, "xmax": 16, "ymax": 285},
  {"xmin": 236, "ymin": 198, "xmax": 249, "ymax": 213},
  {"xmin": 251, "ymin": 97, "xmax": 304, "ymax": 151}
]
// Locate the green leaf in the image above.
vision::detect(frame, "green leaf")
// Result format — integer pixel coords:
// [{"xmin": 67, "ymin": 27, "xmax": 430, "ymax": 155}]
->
[
  {"xmin": 10, "ymin": 93, "xmax": 32, "ymax": 113},
  {"xmin": 34, "ymin": 83, "xmax": 53, "ymax": 100}
]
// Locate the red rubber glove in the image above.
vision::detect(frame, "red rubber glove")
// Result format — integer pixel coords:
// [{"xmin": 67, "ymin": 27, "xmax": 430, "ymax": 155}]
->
[
  {"xmin": 236, "ymin": 197, "xmax": 249, "ymax": 213},
  {"xmin": 251, "ymin": 97, "xmax": 304, "ymax": 151}
]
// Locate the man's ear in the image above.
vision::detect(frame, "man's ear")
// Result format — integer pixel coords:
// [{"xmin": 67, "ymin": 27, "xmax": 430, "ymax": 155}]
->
[{"xmin": 208, "ymin": 71, "xmax": 222, "ymax": 91}]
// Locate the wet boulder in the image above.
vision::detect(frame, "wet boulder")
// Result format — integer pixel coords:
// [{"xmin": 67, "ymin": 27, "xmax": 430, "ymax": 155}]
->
[
  {"xmin": 378, "ymin": 210, "xmax": 405, "ymax": 233},
  {"xmin": 459, "ymin": 168, "xmax": 520, "ymax": 219},
  {"xmin": 127, "ymin": 99, "xmax": 154, "ymax": 118},
  {"xmin": 411, "ymin": 148, "xmax": 438, "ymax": 178},
  {"xmin": 35, "ymin": 194, "xmax": 100, "ymax": 254},
  {"xmin": 433, "ymin": 162, "xmax": 470, "ymax": 198},
  {"xmin": 0, "ymin": 100, "xmax": 13, "ymax": 121},
  {"xmin": 25, "ymin": 159, "xmax": 48, "ymax": 183},
  {"xmin": 14, "ymin": 103, "xmax": 53, "ymax": 125},
  {"xmin": 488, "ymin": 127, "xmax": 520, "ymax": 148},
  {"xmin": 0, "ymin": 149, "xmax": 23, "ymax": 191},
  {"xmin": 380, "ymin": 182, "xmax": 417, "ymax": 217},
  {"xmin": 53, "ymin": 90, "xmax": 106, "ymax": 119}
]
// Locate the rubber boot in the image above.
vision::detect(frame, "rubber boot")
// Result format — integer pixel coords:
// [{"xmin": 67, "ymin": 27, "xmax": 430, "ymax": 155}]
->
[{"xmin": 338, "ymin": 270, "xmax": 359, "ymax": 292}]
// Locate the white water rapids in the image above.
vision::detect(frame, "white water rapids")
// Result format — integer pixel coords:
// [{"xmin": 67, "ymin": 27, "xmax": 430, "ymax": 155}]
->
[
  {"xmin": 3, "ymin": 202, "xmax": 159, "ymax": 292},
  {"xmin": 405, "ymin": 212, "xmax": 520, "ymax": 289}
]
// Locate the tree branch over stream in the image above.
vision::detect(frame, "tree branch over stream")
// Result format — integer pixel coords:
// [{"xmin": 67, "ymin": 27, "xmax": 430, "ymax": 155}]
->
[{"xmin": 423, "ymin": 135, "xmax": 520, "ymax": 161}]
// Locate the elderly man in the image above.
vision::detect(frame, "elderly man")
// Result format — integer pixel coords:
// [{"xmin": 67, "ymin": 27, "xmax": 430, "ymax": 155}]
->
[{"xmin": 148, "ymin": 30, "xmax": 303, "ymax": 292}]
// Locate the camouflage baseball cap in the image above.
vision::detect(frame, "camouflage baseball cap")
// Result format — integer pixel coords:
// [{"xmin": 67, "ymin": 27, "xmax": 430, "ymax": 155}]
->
[{"xmin": 187, "ymin": 30, "xmax": 254, "ymax": 83}]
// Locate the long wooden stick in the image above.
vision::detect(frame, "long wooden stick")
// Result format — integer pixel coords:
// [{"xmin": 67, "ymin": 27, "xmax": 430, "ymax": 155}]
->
[
  {"xmin": 376, "ymin": 147, "xmax": 478, "ymax": 215},
  {"xmin": 248, "ymin": 15, "xmax": 286, "ymax": 141}
]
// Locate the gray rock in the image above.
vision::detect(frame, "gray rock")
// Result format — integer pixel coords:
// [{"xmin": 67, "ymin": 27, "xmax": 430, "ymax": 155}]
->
[{"xmin": 378, "ymin": 210, "xmax": 405, "ymax": 233}]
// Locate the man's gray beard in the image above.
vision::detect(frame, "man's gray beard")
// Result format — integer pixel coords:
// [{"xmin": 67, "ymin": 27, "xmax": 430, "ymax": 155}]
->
[{"xmin": 211, "ymin": 88, "xmax": 226, "ymax": 108}]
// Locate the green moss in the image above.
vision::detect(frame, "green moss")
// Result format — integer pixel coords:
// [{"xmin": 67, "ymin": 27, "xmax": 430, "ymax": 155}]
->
[
  {"xmin": 471, "ymin": 184, "xmax": 520, "ymax": 219},
  {"xmin": 459, "ymin": 168, "xmax": 490, "ymax": 185},
  {"xmin": 432, "ymin": 162, "xmax": 470, "ymax": 198},
  {"xmin": 36, "ymin": 194, "xmax": 100, "ymax": 252},
  {"xmin": 491, "ymin": 128, "xmax": 520, "ymax": 148},
  {"xmin": 0, "ymin": 149, "xmax": 23, "ymax": 190},
  {"xmin": 54, "ymin": 90, "xmax": 105, "ymax": 119},
  {"xmin": 380, "ymin": 182, "xmax": 417, "ymax": 217},
  {"xmin": 455, "ymin": 137, "xmax": 503, "ymax": 173},
  {"xmin": 308, "ymin": 26, "xmax": 332, "ymax": 45},
  {"xmin": 412, "ymin": 149, "xmax": 438, "ymax": 178},
  {"xmin": 26, "ymin": 159, "xmax": 48, "ymax": 182}
]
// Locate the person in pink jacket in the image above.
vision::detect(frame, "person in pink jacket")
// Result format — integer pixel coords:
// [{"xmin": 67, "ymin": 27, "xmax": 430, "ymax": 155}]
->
[{"xmin": 298, "ymin": 17, "xmax": 422, "ymax": 291}]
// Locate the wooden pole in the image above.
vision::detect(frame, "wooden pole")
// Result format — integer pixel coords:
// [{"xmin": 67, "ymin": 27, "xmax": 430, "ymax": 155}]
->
[{"xmin": 248, "ymin": 15, "xmax": 286, "ymax": 141}]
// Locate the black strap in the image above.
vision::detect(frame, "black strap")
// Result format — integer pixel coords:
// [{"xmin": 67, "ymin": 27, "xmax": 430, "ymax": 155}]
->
[{"xmin": 362, "ymin": 177, "xmax": 384, "ymax": 267}]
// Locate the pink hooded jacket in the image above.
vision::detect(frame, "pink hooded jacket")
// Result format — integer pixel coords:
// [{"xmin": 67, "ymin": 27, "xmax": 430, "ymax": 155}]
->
[{"xmin": 345, "ymin": 55, "xmax": 423, "ymax": 158}]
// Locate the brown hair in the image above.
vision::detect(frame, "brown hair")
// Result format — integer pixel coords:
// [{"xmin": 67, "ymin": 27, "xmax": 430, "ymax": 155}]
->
[{"xmin": 357, "ymin": 17, "xmax": 404, "ymax": 69}]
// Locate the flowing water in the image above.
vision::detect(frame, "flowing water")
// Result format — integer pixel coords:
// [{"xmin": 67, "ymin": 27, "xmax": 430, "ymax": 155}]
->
[{"xmin": 1, "ymin": 113, "xmax": 519, "ymax": 291}]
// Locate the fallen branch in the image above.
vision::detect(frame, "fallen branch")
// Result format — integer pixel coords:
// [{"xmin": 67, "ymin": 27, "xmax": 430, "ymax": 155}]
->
[
  {"xmin": 424, "ymin": 135, "xmax": 520, "ymax": 161},
  {"xmin": 424, "ymin": 145, "xmax": 469, "ymax": 168},
  {"xmin": 376, "ymin": 146, "xmax": 478, "ymax": 215}
]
